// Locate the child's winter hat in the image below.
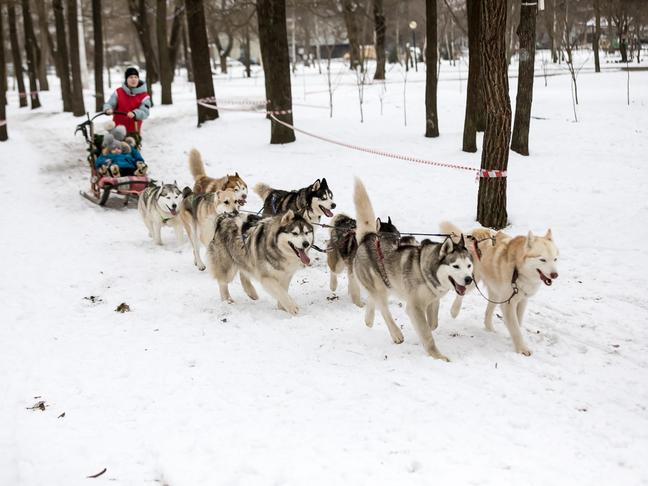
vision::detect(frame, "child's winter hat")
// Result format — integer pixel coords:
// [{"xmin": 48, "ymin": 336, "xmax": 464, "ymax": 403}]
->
[
  {"xmin": 125, "ymin": 66, "xmax": 139, "ymax": 81},
  {"xmin": 102, "ymin": 122, "xmax": 130, "ymax": 152}
]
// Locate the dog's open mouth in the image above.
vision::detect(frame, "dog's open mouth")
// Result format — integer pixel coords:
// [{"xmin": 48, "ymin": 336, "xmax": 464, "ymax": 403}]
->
[
  {"xmin": 537, "ymin": 269, "xmax": 553, "ymax": 286},
  {"xmin": 449, "ymin": 276, "xmax": 466, "ymax": 296},
  {"xmin": 319, "ymin": 205, "xmax": 334, "ymax": 217},
  {"xmin": 166, "ymin": 206, "xmax": 178, "ymax": 216},
  {"xmin": 290, "ymin": 243, "xmax": 311, "ymax": 265},
  {"xmin": 238, "ymin": 198, "xmax": 246, "ymax": 206}
]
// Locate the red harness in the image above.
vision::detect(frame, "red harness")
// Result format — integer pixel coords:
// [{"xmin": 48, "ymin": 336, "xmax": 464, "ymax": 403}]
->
[{"xmin": 113, "ymin": 87, "xmax": 149, "ymax": 132}]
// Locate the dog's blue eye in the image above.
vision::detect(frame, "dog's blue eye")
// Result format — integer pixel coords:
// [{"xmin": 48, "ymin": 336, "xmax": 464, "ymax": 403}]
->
[{"xmin": 540, "ymin": 258, "xmax": 546, "ymax": 262}]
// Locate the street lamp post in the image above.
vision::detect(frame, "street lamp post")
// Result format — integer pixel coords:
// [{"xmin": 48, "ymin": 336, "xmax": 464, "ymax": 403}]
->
[{"xmin": 409, "ymin": 20, "xmax": 418, "ymax": 72}]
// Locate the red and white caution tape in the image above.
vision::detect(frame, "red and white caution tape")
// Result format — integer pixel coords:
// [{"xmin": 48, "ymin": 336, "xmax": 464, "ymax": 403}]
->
[
  {"xmin": 269, "ymin": 113, "xmax": 507, "ymax": 178},
  {"xmin": 194, "ymin": 97, "xmax": 507, "ymax": 179}
]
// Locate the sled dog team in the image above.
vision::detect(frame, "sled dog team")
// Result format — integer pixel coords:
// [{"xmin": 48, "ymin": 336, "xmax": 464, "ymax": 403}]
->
[{"xmin": 138, "ymin": 149, "xmax": 560, "ymax": 361}]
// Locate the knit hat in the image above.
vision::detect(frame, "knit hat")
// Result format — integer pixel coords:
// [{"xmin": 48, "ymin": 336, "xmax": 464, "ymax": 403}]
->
[
  {"xmin": 124, "ymin": 66, "xmax": 139, "ymax": 81},
  {"xmin": 102, "ymin": 122, "xmax": 130, "ymax": 152}
]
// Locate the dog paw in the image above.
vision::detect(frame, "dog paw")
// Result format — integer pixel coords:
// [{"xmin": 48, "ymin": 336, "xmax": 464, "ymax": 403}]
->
[
  {"xmin": 434, "ymin": 353, "xmax": 451, "ymax": 362},
  {"xmin": 352, "ymin": 299, "xmax": 365, "ymax": 308},
  {"xmin": 284, "ymin": 303, "xmax": 299, "ymax": 315},
  {"xmin": 484, "ymin": 322, "xmax": 495, "ymax": 332},
  {"xmin": 516, "ymin": 346, "xmax": 532, "ymax": 356},
  {"xmin": 195, "ymin": 262, "xmax": 206, "ymax": 271},
  {"xmin": 391, "ymin": 330, "xmax": 404, "ymax": 344}
]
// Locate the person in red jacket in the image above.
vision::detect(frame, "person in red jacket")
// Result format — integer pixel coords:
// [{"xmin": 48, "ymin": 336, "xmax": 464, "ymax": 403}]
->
[{"xmin": 103, "ymin": 66, "xmax": 151, "ymax": 147}]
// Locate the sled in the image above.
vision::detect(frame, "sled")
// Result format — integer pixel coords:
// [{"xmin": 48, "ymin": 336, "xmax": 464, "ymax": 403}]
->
[{"xmin": 75, "ymin": 111, "xmax": 150, "ymax": 207}]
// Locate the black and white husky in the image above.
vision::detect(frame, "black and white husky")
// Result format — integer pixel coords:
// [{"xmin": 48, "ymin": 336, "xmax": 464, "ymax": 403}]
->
[
  {"xmin": 138, "ymin": 181, "xmax": 188, "ymax": 245},
  {"xmin": 253, "ymin": 178, "xmax": 336, "ymax": 223}
]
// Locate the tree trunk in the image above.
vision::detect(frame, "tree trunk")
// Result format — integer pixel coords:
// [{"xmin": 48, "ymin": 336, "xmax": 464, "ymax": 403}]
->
[
  {"xmin": 425, "ymin": 0, "xmax": 439, "ymax": 138},
  {"xmin": 463, "ymin": 0, "xmax": 480, "ymax": 152},
  {"xmin": 168, "ymin": 2, "xmax": 184, "ymax": 77},
  {"xmin": 157, "ymin": 0, "xmax": 173, "ymax": 104},
  {"xmin": 373, "ymin": 0, "xmax": 386, "ymax": 80},
  {"xmin": 77, "ymin": 1, "xmax": 89, "ymax": 90},
  {"xmin": 67, "ymin": 0, "xmax": 86, "ymax": 116},
  {"xmin": 34, "ymin": 1, "xmax": 50, "ymax": 91},
  {"xmin": 92, "ymin": 0, "xmax": 104, "ymax": 112},
  {"xmin": 0, "ymin": 5, "xmax": 8, "ymax": 141},
  {"xmin": 21, "ymin": 0, "xmax": 42, "ymax": 108},
  {"xmin": 212, "ymin": 30, "xmax": 232, "ymax": 75},
  {"xmin": 0, "ymin": 3, "xmax": 6, "ymax": 108},
  {"xmin": 243, "ymin": 26, "xmax": 251, "ymax": 78},
  {"xmin": 511, "ymin": 0, "xmax": 537, "ymax": 156},
  {"xmin": 593, "ymin": 0, "xmax": 601, "ymax": 72},
  {"xmin": 257, "ymin": 0, "xmax": 295, "ymax": 144},
  {"xmin": 185, "ymin": 0, "xmax": 218, "ymax": 125},
  {"xmin": 8, "ymin": 6, "xmax": 28, "ymax": 108},
  {"xmin": 341, "ymin": 0, "xmax": 361, "ymax": 70},
  {"xmin": 182, "ymin": 10, "xmax": 193, "ymax": 82},
  {"xmin": 477, "ymin": 0, "xmax": 511, "ymax": 230},
  {"xmin": 53, "ymin": 0, "xmax": 73, "ymax": 112},
  {"xmin": 128, "ymin": 0, "xmax": 160, "ymax": 86}
]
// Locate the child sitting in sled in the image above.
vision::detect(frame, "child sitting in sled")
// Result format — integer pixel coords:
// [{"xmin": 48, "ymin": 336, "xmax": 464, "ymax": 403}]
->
[{"xmin": 95, "ymin": 123, "xmax": 147, "ymax": 177}]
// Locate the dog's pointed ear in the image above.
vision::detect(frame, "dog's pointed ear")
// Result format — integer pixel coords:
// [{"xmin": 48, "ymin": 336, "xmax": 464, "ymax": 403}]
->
[
  {"xmin": 388, "ymin": 216, "xmax": 392, "ymax": 224},
  {"xmin": 440, "ymin": 237, "xmax": 454, "ymax": 258},
  {"xmin": 321, "ymin": 177, "xmax": 328, "ymax": 187},
  {"xmin": 311, "ymin": 179, "xmax": 321, "ymax": 191},
  {"xmin": 235, "ymin": 172, "xmax": 239, "ymax": 177},
  {"xmin": 458, "ymin": 233, "xmax": 466, "ymax": 248},
  {"xmin": 182, "ymin": 186, "xmax": 192, "ymax": 198},
  {"xmin": 173, "ymin": 180, "xmax": 178, "ymax": 187},
  {"xmin": 375, "ymin": 217, "xmax": 382, "ymax": 231},
  {"xmin": 281, "ymin": 209, "xmax": 295, "ymax": 225},
  {"xmin": 527, "ymin": 230, "xmax": 535, "ymax": 249},
  {"xmin": 545, "ymin": 228, "xmax": 553, "ymax": 240}
]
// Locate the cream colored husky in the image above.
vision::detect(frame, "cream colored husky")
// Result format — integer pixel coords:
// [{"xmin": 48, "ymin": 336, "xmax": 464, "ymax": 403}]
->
[{"xmin": 440, "ymin": 222, "xmax": 560, "ymax": 356}]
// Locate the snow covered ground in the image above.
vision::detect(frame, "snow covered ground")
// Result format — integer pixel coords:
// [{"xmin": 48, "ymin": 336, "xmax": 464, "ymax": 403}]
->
[{"xmin": 1, "ymin": 54, "xmax": 647, "ymax": 486}]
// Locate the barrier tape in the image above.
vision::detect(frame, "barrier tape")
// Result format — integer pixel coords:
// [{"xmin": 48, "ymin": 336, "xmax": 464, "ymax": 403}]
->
[
  {"xmin": 195, "ymin": 97, "xmax": 507, "ymax": 179},
  {"xmin": 19, "ymin": 92, "xmax": 27, "ymax": 98}
]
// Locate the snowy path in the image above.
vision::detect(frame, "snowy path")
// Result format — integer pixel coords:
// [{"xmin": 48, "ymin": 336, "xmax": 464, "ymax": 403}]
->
[{"xmin": 1, "ymin": 61, "xmax": 647, "ymax": 485}]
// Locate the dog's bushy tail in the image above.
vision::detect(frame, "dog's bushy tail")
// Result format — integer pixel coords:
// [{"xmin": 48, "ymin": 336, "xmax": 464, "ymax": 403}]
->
[
  {"xmin": 440, "ymin": 221, "xmax": 465, "ymax": 244},
  {"xmin": 253, "ymin": 182, "xmax": 272, "ymax": 200},
  {"xmin": 188, "ymin": 148, "xmax": 206, "ymax": 181},
  {"xmin": 353, "ymin": 178, "xmax": 376, "ymax": 243}
]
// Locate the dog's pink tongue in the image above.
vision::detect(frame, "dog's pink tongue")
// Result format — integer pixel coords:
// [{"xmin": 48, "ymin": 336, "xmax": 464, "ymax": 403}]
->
[
  {"xmin": 297, "ymin": 249, "xmax": 311, "ymax": 265},
  {"xmin": 322, "ymin": 207, "xmax": 333, "ymax": 217},
  {"xmin": 456, "ymin": 284, "xmax": 466, "ymax": 296}
]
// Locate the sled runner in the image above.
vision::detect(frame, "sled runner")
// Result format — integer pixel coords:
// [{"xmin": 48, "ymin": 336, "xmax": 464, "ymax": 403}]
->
[{"xmin": 75, "ymin": 112, "xmax": 149, "ymax": 206}]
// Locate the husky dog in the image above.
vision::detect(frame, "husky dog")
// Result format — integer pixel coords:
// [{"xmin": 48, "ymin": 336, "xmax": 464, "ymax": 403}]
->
[
  {"xmin": 188, "ymin": 148, "xmax": 248, "ymax": 206},
  {"xmin": 207, "ymin": 210, "xmax": 314, "ymax": 315},
  {"xmin": 180, "ymin": 189, "xmax": 240, "ymax": 271},
  {"xmin": 440, "ymin": 221, "xmax": 559, "ymax": 356},
  {"xmin": 138, "ymin": 181, "xmax": 187, "ymax": 245},
  {"xmin": 352, "ymin": 179, "xmax": 473, "ymax": 361},
  {"xmin": 254, "ymin": 178, "xmax": 336, "ymax": 223},
  {"xmin": 327, "ymin": 213, "xmax": 401, "ymax": 307}
]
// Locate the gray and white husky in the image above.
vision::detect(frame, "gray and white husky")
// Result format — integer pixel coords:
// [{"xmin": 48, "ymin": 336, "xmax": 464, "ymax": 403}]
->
[
  {"xmin": 253, "ymin": 178, "xmax": 336, "ymax": 224},
  {"xmin": 352, "ymin": 178, "xmax": 474, "ymax": 361},
  {"xmin": 138, "ymin": 181, "xmax": 188, "ymax": 245},
  {"xmin": 207, "ymin": 210, "xmax": 314, "ymax": 315}
]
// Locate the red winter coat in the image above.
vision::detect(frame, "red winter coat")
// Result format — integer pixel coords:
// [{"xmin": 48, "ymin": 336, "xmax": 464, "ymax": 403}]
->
[{"xmin": 103, "ymin": 81, "xmax": 151, "ymax": 133}]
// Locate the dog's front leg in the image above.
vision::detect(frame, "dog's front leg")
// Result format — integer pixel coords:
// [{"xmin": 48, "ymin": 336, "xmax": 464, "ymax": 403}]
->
[
  {"xmin": 173, "ymin": 224, "xmax": 184, "ymax": 245},
  {"xmin": 450, "ymin": 295, "xmax": 463, "ymax": 319},
  {"xmin": 364, "ymin": 296, "xmax": 375, "ymax": 327},
  {"xmin": 426, "ymin": 300, "xmax": 440, "ymax": 330},
  {"xmin": 152, "ymin": 221, "xmax": 163, "ymax": 245},
  {"xmin": 484, "ymin": 300, "xmax": 497, "ymax": 332},
  {"xmin": 260, "ymin": 277, "xmax": 299, "ymax": 315},
  {"xmin": 407, "ymin": 302, "xmax": 449, "ymax": 361},
  {"xmin": 240, "ymin": 273, "xmax": 259, "ymax": 300},
  {"xmin": 516, "ymin": 298, "xmax": 528, "ymax": 327},
  {"xmin": 501, "ymin": 301, "xmax": 531, "ymax": 356}
]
